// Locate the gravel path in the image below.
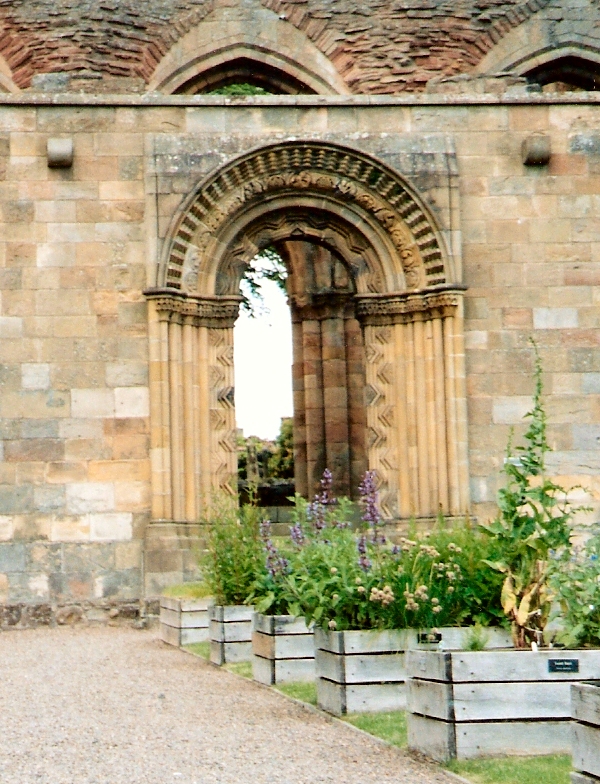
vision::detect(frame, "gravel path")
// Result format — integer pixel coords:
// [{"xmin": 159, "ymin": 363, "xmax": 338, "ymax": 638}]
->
[{"xmin": 0, "ymin": 626, "xmax": 453, "ymax": 784}]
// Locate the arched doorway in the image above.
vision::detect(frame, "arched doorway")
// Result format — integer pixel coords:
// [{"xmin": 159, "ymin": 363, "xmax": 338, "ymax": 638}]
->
[{"xmin": 145, "ymin": 142, "xmax": 469, "ymax": 522}]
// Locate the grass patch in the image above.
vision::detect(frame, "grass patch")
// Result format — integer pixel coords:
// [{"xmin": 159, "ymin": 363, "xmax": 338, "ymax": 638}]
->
[
  {"xmin": 184, "ymin": 641, "xmax": 210, "ymax": 659},
  {"xmin": 224, "ymin": 661, "xmax": 253, "ymax": 678},
  {"xmin": 342, "ymin": 711, "xmax": 407, "ymax": 749},
  {"xmin": 445, "ymin": 754, "xmax": 571, "ymax": 784},
  {"xmin": 162, "ymin": 581, "xmax": 211, "ymax": 599},
  {"xmin": 275, "ymin": 681, "xmax": 318, "ymax": 706}
]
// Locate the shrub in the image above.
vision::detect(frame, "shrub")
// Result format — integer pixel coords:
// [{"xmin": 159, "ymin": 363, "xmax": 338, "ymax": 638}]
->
[{"xmin": 200, "ymin": 496, "xmax": 266, "ymax": 606}]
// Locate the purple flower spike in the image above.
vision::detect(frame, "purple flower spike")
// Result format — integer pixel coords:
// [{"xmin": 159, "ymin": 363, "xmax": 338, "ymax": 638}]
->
[
  {"xmin": 290, "ymin": 522, "xmax": 304, "ymax": 547},
  {"xmin": 261, "ymin": 519, "xmax": 289, "ymax": 578},
  {"xmin": 357, "ymin": 534, "xmax": 371, "ymax": 571},
  {"xmin": 359, "ymin": 470, "xmax": 386, "ymax": 545}
]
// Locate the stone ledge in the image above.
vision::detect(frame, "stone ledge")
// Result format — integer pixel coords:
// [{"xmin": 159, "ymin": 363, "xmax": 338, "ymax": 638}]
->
[{"xmin": 0, "ymin": 599, "xmax": 159, "ymax": 631}]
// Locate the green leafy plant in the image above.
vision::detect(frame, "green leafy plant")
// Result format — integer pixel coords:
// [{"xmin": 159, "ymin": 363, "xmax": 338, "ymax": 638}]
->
[
  {"xmin": 480, "ymin": 342, "xmax": 589, "ymax": 648},
  {"xmin": 249, "ymin": 470, "xmax": 504, "ymax": 632},
  {"xmin": 200, "ymin": 495, "xmax": 266, "ymax": 606},
  {"xmin": 549, "ymin": 528, "xmax": 600, "ymax": 648}
]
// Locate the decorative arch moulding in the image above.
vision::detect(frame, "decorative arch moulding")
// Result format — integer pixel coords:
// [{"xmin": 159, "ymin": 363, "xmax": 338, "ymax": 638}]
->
[{"xmin": 161, "ymin": 141, "xmax": 455, "ymax": 300}]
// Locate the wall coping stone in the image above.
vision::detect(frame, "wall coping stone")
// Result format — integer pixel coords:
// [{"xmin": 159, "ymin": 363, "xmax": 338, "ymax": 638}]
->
[{"xmin": 2, "ymin": 93, "xmax": 600, "ymax": 107}]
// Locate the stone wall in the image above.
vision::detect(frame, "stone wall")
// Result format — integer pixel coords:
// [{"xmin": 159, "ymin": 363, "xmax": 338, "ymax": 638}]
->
[
  {"xmin": 0, "ymin": 0, "xmax": 595, "ymax": 94},
  {"xmin": 0, "ymin": 93, "xmax": 599, "ymax": 607}
]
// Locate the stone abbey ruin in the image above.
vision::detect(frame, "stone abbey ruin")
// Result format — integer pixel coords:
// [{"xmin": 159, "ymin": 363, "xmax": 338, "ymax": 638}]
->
[{"xmin": 1, "ymin": 0, "xmax": 600, "ymax": 623}]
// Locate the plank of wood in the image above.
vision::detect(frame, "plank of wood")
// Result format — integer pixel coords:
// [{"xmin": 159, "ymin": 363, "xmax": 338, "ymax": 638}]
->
[
  {"xmin": 408, "ymin": 712, "xmax": 455, "ymax": 762},
  {"xmin": 451, "ymin": 650, "xmax": 600, "ymax": 683},
  {"xmin": 345, "ymin": 682, "xmax": 406, "ymax": 713},
  {"xmin": 452, "ymin": 681, "xmax": 572, "ymax": 721},
  {"xmin": 317, "ymin": 677, "xmax": 345, "ymax": 715},
  {"xmin": 160, "ymin": 622, "xmax": 181, "ymax": 647},
  {"xmin": 253, "ymin": 654, "xmax": 275, "ymax": 685},
  {"xmin": 315, "ymin": 628, "xmax": 409, "ymax": 655},
  {"xmin": 455, "ymin": 720, "xmax": 570, "ymax": 758},
  {"xmin": 253, "ymin": 613, "xmax": 313, "ymax": 636},
  {"xmin": 210, "ymin": 640, "xmax": 252, "ymax": 665},
  {"xmin": 209, "ymin": 619, "xmax": 252, "ymax": 643},
  {"xmin": 407, "ymin": 678, "xmax": 454, "ymax": 721},
  {"xmin": 181, "ymin": 627, "xmax": 209, "ymax": 645},
  {"xmin": 573, "ymin": 722, "xmax": 600, "ymax": 778},
  {"xmin": 571, "ymin": 683, "xmax": 600, "ymax": 726},
  {"xmin": 406, "ymin": 650, "xmax": 451, "ymax": 682},
  {"xmin": 273, "ymin": 658, "xmax": 315, "ymax": 683},
  {"xmin": 208, "ymin": 605, "xmax": 254, "ymax": 623}
]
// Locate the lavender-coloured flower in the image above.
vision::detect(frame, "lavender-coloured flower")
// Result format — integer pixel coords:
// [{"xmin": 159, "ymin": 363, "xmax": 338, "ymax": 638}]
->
[
  {"xmin": 359, "ymin": 470, "xmax": 386, "ymax": 545},
  {"xmin": 357, "ymin": 534, "xmax": 371, "ymax": 571},
  {"xmin": 290, "ymin": 522, "xmax": 304, "ymax": 547},
  {"xmin": 308, "ymin": 469, "xmax": 339, "ymax": 532},
  {"xmin": 261, "ymin": 519, "xmax": 289, "ymax": 578}
]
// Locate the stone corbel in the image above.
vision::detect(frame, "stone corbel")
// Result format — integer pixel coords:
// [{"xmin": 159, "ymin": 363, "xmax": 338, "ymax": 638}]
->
[
  {"xmin": 144, "ymin": 288, "xmax": 242, "ymax": 329},
  {"xmin": 355, "ymin": 285, "xmax": 467, "ymax": 326}
]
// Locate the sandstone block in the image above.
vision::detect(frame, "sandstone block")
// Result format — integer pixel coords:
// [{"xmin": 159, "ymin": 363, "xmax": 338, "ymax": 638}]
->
[
  {"xmin": 49, "ymin": 514, "xmax": 90, "ymax": 542},
  {"xmin": 66, "ymin": 482, "xmax": 115, "ymax": 514},
  {"xmin": 533, "ymin": 308, "xmax": 578, "ymax": 330},
  {"xmin": 492, "ymin": 396, "xmax": 533, "ymax": 425},
  {"xmin": 115, "ymin": 387, "xmax": 149, "ymax": 418},
  {"xmin": 0, "ymin": 317, "xmax": 23, "ymax": 338},
  {"xmin": 21, "ymin": 363, "xmax": 50, "ymax": 390},
  {"xmin": 0, "ymin": 516, "xmax": 14, "ymax": 541},
  {"xmin": 71, "ymin": 389, "xmax": 115, "ymax": 418},
  {"xmin": 88, "ymin": 512, "xmax": 133, "ymax": 542}
]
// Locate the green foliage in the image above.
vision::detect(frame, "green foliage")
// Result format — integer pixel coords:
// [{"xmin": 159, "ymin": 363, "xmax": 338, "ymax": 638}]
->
[
  {"xmin": 240, "ymin": 248, "xmax": 287, "ymax": 317},
  {"xmin": 268, "ymin": 418, "xmax": 294, "ymax": 479},
  {"xmin": 184, "ymin": 641, "xmax": 210, "ymax": 660},
  {"xmin": 445, "ymin": 755, "xmax": 570, "ymax": 784},
  {"xmin": 462, "ymin": 623, "xmax": 491, "ymax": 651},
  {"xmin": 343, "ymin": 712, "xmax": 407, "ymax": 749},
  {"xmin": 209, "ymin": 83, "xmax": 271, "ymax": 95},
  {"xmin": 549, "ymin": 528, "xmax": 600, "ymax": 647},
  {"xmin": 480, "ymin": 342, "xmax": 589, "ymax": 648},
  {"xmin": 249, "ymin": 488, "xmax": 504, "ymax": 631},
  {"xmin": 275, "ymin": 681, "xmax": 318, "ymax": 706},
  {"xmin": 162, "ymin": 581, "xmax": 211, "ymax": 599},
  {"xmin": 224, "ymin": 661, "xmax": 253, "ymax": 678},
  {"xmin": 199, "ymin": 495, "xmax": 266, "ymax": 606}
]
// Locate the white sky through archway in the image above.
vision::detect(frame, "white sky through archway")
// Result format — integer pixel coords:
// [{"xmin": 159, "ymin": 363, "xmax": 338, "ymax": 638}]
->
[{"xmin": 234, "ymin": 278, "xmax": 293, "ymax": 440}]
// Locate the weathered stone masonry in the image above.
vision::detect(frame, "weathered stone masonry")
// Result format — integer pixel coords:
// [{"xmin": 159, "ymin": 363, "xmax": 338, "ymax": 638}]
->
[{"xmin": 0, "ymin": 92, "xmax": 600, "ymax": 621}]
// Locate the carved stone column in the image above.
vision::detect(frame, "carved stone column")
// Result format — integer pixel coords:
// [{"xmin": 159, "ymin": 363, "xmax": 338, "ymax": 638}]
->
[
  {"xmin": 357, "ymin": 286, "xmax": 469, "ymax": 519},
  {"xmin": 144, "ymin": 289, "xmax": 241, "ymax": 522}
]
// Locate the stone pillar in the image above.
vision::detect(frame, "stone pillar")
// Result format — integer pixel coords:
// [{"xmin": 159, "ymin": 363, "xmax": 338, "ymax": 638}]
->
[{"xmin": 357, "ymin": 288, "xmax": 470, "ymax": 520}]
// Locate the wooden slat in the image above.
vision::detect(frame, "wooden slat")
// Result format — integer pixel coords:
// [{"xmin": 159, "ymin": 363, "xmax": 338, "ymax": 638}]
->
[
  {"xmin": 407, "ymin": 678, "xmax": 454, "ymax": 721},
  {"xmin": 406, "ymin": 650, "xmax": 451, "ymax": 682},
  {"xmin": 453, "ymin": 681, "xmax": 571, "ymax": 721},
  {"xmin": 408, "ymin": 713, "xmax": 455, "ymax": 762},
  {"xmin": 455, "ymin": 720, "xmax": 570, "ymax": 758},
  {"xmin": 573, "ymin": 723, "xmax": 600, "ymax": 779},
  {"xmin": 572, "ymin": 683, "xmax": 600, "ymax": 726},
  {"xmin": 451, "ymin": 650, "xmax": 600, "ymax": 683},
  {"xmin": 208, "ymin": 605, "xmax": 254, "ymax": 623}
]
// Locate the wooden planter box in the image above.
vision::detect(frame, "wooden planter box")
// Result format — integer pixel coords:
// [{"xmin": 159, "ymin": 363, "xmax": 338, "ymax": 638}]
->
[
  {"xmin": 572, "ymin": 682, "xmax": 600, "ymax": 784},
  {"xmin": 252, "ymin": 613, "xmax": 315, "ymax": 685},
  {"xmin": 208, "ymin": 605, "xmax": 254, "ymax": 665},
  {"xmin": 315, "ymin": 628, "xmax": 409, "ymax": 715},
  {"xmin": 159, "ymin": 596, "xmax": 211, "ymax": 647},
  {"xmin": 407, "ymin": 649, "xmax": 600, "ymax": 761},
  {"xmin": 314, "ymin": 626, "xmax": 512, "ymax": 717}
]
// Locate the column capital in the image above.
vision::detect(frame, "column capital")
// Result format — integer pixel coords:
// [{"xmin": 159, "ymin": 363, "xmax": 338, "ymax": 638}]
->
[
  {"xmin": 144, "ymin": 288, "xmax": 242, "ymax": 328},
  {"xmin": 355, "ymin": 285, "xmax": 467, "ymax": 326}
]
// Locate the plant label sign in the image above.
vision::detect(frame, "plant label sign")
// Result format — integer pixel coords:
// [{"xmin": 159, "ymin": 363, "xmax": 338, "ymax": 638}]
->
[
  {"xmin": 548, "ymin": 658, "xmax": 579, "ymax": 674},
  {"xmin": 418, "ymin": 632, "xmax": 442, "ymax": 644}
]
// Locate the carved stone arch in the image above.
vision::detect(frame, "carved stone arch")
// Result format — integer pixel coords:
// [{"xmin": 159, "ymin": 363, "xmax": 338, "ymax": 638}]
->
[
  {"xmin": 147, "ymin": 2, "xmax": 349, "ymax": 96},
  {"xmin": 161, "ymin": 141, "xmax": 452, "ymax": 297},
  {"xmin": 145, "ymin": 142, "xmax": 469, "ymax": 527}
]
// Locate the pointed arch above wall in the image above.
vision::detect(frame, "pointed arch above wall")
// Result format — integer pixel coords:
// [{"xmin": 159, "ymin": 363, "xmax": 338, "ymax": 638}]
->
[
  {"xmin": 474, "ymin": 0, "xmax": 600, "ymax": 86},
  {"xmin": 147, "ymin": 3, "xmax": 349, "ymax": 95}
]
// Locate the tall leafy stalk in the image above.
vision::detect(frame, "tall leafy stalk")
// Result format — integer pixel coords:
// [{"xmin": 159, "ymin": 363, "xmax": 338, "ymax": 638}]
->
[{"xmin": 480, "ymin": 342, "xmax": 588, "ymax": 648}]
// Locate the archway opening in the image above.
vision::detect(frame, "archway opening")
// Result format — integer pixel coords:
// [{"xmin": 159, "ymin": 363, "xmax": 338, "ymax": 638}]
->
[
  {"xmin": 174, "ymin": 56, "xmax": 316, "ymax": 94},
  {"xmin": 233, "ymin": 239, "xmax": 368, "ymax": 505},
  {"xmin": 525, "ymin": 55, "xmax": 600, "ymax": 92},
  {"xmin": 235, "ymin": 249, "xmax": 295, "ymax": 507}
]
